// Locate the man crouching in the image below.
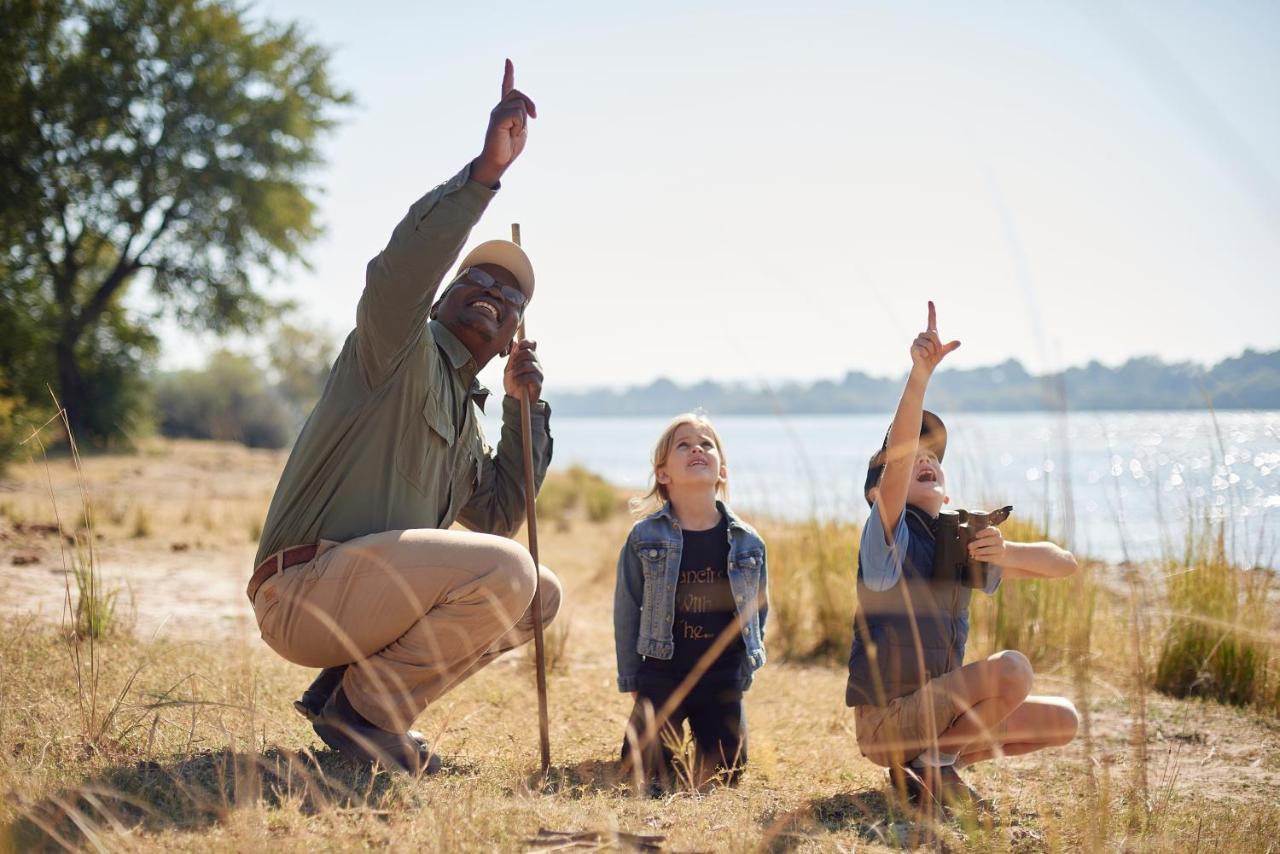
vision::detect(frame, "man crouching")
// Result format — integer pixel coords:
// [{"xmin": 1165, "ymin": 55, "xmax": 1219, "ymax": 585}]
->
[{"xmin": 248, "ymin": 60, "xmax": 559, "ymax": 775}]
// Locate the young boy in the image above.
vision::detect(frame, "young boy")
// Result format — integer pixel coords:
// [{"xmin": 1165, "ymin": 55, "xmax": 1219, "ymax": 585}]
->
[{"xmin": 847, "ymin": 301, "xmax": 1080, "ymax": 810}]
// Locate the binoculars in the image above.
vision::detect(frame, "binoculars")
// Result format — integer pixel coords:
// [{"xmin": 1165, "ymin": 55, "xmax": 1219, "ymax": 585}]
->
[{"xmin": 933, "ymin": 505, "xmax": 1013, "ymax": 588}]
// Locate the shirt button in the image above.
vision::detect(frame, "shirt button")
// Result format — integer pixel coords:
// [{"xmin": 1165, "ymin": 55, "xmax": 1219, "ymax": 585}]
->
[{"xmin": 647, "ymin": 549, "xmax": 658, "ymax": 558}]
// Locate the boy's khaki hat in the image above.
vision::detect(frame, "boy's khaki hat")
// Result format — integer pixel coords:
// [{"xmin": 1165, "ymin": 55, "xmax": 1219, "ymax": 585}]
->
[{"xmin": 864, "ymin": 410, "xmax": 947, "ymax": 505}]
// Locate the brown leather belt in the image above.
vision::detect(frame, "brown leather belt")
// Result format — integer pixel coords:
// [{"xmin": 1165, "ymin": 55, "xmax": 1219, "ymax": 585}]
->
[{"xmin": 247, "ymin": 543, "xmax": 318, "ymax": 604}]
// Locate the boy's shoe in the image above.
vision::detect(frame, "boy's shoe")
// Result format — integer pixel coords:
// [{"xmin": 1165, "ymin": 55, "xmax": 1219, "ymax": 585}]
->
[
  {"xmin": 311, "ymin": 686, "xmax": 442, "ymax": 775},
  {"xmin": 935, "ymin": 765, "xmax": 989, "ymax": 813},
  {"xmin": 886, "ymin": 765, "xmax": 933, "ymax": 807},
  {"xmin": 888, "ymin": 764, "xmax": 959, "ymax": 824}
]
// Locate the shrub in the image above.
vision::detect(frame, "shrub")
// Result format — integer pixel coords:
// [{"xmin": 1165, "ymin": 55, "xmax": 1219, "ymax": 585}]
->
[
  {"xmin": 72, "ymin": 549, "xmax": 119, "ymax": 640},
  {"xmin": 1155, "ymin": 521, "xmax": 1275, "ymax": 712},
  {"xmin": 575, "ymin": 467, "xmax": 622, "ymax": 523},
  {"xmin": 535, "ymin": 474, "xmax": 578, "ymax": 526},
  {"xmin": 0, "ymin": 372, "xmax": 54, "ymax": 475},
  {"xmin": 153, "ymin": 351, "xmax": 292, "ymax": 449},
  {"xmin": 536, "ymin": 465, "xmax": 623, "ymax": 527}
]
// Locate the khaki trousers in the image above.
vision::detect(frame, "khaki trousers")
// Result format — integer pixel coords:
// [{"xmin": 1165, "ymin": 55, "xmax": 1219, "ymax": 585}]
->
[{"xmin": 252, "ymin": 528, "xmax": 561, "ymax": 733}]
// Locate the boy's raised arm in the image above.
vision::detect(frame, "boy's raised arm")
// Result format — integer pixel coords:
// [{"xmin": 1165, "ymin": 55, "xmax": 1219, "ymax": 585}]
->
[{"xmin": 876, "ymin": 301, "xmax": 960, "ymax": 541}]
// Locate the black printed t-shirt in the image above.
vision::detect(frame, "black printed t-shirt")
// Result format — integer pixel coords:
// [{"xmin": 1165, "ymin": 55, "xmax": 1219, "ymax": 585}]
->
[{"xmin": 639, "ymin": 515, "xmax": 747, "ymax": 688}]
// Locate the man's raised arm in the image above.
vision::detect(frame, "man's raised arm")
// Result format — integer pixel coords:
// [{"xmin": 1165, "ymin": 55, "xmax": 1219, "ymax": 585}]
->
[{"xmin": 356, "ymin": 60, "xmax": 537, "ymax": 386}]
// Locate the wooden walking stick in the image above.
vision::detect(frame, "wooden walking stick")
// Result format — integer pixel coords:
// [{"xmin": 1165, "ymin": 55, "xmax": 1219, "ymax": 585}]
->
[{"xmin": 512, "ymin": 222, "xmax": 551, "ymax": 776}]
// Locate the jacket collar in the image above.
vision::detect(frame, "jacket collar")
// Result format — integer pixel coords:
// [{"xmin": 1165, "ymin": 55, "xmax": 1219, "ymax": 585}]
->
[{"xmin": 652, "ymin": 499, "xmax": 746, "ymax": 532}]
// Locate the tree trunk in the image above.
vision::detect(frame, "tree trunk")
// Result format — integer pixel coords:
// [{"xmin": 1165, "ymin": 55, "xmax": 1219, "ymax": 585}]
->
[{"xmin": 55, "ymin": 333, "xmax": 88, "ymax": 442}]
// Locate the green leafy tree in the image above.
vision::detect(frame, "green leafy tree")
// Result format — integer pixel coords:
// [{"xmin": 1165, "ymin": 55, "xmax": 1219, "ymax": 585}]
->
[{"xmin": 0, "ymin": 0, "xmax": 350, "ymax": 444}]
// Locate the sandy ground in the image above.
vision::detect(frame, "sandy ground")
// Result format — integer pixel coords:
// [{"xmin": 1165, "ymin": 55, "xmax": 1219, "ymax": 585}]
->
[{"xmin": 1, "ymin": 439, "xmax": 281, "ymax": 641}]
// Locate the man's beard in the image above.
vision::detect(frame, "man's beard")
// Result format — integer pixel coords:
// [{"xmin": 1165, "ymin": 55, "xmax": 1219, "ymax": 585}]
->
[{"xmin": 462, "ymin": 313, "xmax": 496, "ymax": 343}]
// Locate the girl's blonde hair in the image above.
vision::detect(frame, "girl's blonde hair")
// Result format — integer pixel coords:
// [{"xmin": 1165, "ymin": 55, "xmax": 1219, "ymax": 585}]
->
[{"xmin": 629, "ymin": 412, "xmax": 729, "ymax": 516}]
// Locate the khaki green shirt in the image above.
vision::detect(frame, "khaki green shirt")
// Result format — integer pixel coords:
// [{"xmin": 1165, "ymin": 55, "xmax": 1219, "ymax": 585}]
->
[{"xmin": 255, "ymin": 166, "xmax": 553, "ymax": 566}]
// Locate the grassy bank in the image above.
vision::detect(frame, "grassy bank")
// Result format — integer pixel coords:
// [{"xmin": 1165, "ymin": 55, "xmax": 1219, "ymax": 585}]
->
[{"xmin": 1, "ymin": 441, "xmax": 1278, "ymax": 851}]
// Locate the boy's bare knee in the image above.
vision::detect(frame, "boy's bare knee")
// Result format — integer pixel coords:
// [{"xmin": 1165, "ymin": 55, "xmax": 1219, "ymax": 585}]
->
[
  {"xmin": 994, "ymin": 650, "xmax": 1034, "ymax": 700},
  {"xmin": 1054, "ymin": 700, "xmax": 1081, "ymax": 745}
]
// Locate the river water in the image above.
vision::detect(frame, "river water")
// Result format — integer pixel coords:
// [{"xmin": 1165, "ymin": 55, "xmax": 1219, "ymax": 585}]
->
[{"xmin": 480, "ymin": 409, "xmax": 1280, "ymax": 567}]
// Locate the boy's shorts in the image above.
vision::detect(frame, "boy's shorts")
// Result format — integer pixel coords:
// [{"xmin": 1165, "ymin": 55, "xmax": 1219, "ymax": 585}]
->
[{"xmin": 853, "ymin": 667, "xmax": 968, "ymax": 767}]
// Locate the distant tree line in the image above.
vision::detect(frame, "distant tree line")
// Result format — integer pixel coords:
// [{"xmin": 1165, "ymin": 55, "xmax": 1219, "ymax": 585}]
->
[
  {"xmin": 552, "ymin": 349, "xmax": 1280, "ymax": 416},
  {"xmin": 0, "ymin": 317, "xmax": 336, "ymax": 472},
  {"xmin": 152, "ymin": 321, "xmax": 336, "ymax": 449}
]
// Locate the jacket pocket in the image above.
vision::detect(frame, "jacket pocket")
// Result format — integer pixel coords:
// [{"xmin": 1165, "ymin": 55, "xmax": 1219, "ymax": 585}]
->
[{"xmin": 635, "ymin": 541, "xmax": 673, "ymax": 646}]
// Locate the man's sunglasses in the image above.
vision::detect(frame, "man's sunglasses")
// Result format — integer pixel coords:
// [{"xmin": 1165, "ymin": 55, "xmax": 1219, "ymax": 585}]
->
[{"xmin": 450, "ymin": 267, "xmax": 528, "ymax": 311}]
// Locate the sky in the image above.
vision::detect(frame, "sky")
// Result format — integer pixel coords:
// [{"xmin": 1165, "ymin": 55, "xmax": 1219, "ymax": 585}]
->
[{"xmin": 154, "ymin": 0, "xmax": 1280, "ymax": 394}]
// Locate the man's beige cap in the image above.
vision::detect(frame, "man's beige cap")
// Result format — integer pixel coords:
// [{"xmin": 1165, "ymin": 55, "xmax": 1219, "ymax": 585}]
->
[{"xmin": 457, "ymin": 239, "xmax": 535, "ymax": 299}]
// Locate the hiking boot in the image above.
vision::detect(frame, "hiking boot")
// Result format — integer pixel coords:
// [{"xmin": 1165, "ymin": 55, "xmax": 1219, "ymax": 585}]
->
[
  {"xmin": 295, "ymin": 667, "xmax": 439, "ymax": 771},
  {"xmin": 294, "ymin": 666, "xmax": 348, "ymax": 720},
  {"xmin": 311, "ymin": 686, "xmax": 442, "ymax": 775}
]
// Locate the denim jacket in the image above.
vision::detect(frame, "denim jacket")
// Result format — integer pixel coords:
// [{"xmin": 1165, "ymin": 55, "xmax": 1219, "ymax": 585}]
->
[{"xmin": 614, "ymin": 501, "xmax": 769, "ymax": 693}]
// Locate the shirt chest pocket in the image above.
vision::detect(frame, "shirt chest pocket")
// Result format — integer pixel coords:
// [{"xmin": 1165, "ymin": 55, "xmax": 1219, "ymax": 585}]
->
[{"xmin": 396, "ymin": 386, "xmax": 461, "ymax": 503}]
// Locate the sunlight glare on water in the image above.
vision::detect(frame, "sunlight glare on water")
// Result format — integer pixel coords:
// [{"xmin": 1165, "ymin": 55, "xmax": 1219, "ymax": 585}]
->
[{"xmin": 482, "ymin": 409, "xmax": 1280, "ymax": 567}]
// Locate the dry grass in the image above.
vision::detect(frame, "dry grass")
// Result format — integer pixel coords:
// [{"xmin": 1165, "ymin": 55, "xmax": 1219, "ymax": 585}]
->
[
  {"xmin": 758, "ymin": 517, "xmax": 860, "ymax": 662},
  {"xmin": 1156, "ymin": 520, "xmax": 1278, "ymax": 713},
  {"xmin": 0, "ymin": 440, "xmax": 1278, "ymax": 851}
]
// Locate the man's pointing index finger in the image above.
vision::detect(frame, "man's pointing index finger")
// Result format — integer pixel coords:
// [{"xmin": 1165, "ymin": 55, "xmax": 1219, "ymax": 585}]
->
[
  {"xmin": 502, "ymin": 58, "xmax": 514, "ymax": 97},
  {"xmin": 927, "ymin": 300, "xmax": 937, "ymax": 333}
]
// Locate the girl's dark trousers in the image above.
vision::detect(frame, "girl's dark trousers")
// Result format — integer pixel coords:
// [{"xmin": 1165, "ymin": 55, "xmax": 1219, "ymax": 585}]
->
[{"xmin": 620, "ymin": 676, "xmax": 747, "ymax": 789}]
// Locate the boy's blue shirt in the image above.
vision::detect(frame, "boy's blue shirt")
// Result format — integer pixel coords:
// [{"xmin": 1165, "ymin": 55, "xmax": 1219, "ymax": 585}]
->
[
  {"xmin": 614, "ymin": 500, "xmax": 768, "ymax": 693},
  {"xmin": 859, "ymin": 503, "xmax": 1003, "ymax": 595}
]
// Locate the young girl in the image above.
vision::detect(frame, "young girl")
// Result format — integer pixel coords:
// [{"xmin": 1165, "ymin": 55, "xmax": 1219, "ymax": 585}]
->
[{"xmin": 614, "ymin": 413, "xmax": 768, "ymax": 789}]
